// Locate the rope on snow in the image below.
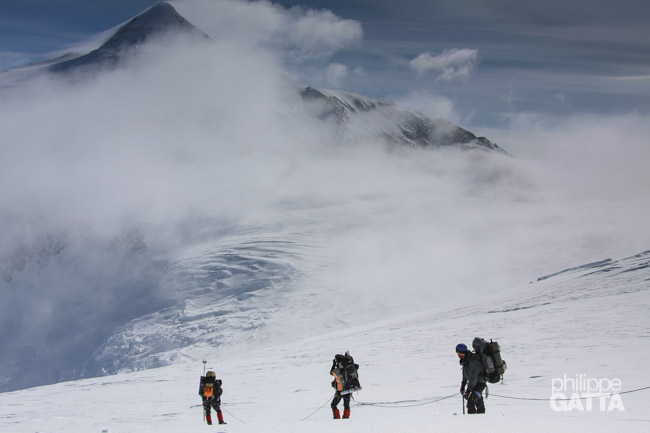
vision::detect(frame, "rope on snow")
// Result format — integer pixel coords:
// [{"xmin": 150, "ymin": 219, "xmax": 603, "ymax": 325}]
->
[
  {"xmin": 221, "ymin": 404, "xmax": 248, "ymax": 424},
  {"xmin": 489, "ymin": 385, "xmax": 650, "ymax": 402},
  {"xmin": 300, "ymin": 394, "xmax": 336, "ymax": 421},
  {"xmin": 354, "ymin": 393, "xmax": 458, "ymax": 408},
  {"xmin": 353, "ymin": 385, "xmax": 650, "ymax": 407}
]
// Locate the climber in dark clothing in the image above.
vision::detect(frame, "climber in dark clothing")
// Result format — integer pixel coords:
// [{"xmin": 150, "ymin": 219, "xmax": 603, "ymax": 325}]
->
[
  {"xmin": 456, "ymin": 343, "xmax": 487, "ymax": 414},
  {"xmin": 199, "ymin": 371, "xmax": 226, "ymax": 425},
  {"xmin": 329, "ymin": 351, "xmax": 360, "ymax": 419}
]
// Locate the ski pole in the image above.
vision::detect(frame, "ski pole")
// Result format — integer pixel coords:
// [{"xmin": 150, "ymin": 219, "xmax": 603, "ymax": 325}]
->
[
  {"xmin": 462, "ymin": 395, "xmax": 465, "ymax": 415},
  {"xmin": 202, "ymin": 360, "xmax": 207, "ymax": 422}
]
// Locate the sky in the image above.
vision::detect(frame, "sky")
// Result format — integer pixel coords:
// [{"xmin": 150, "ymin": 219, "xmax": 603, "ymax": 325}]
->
[{"xmin": 1, "ymin": 0, "xmax": 649, "ymax": 129}]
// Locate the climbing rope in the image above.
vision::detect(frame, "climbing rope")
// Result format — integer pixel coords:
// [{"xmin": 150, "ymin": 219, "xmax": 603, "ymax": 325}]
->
[
  {"xmin": 489, "ymin": 385, "xmax": 650, "ymax": 402},
  {"xmin": 352, "ymin": 385, "xmax": 650, "ymax": 408},
  {"xmin": 301, "ymin": 394, "xmax": 336, "ymax": 421},
  {"xmin": 221, "ymin": 404, "xmax": 247, "ymax": 424},
  {"xmin": 354, "ymin": 393, "xmax": 458, "ymax": 408},
  {"xmin": 207, "ymin": 385, "xmax": 650, "ymax": 423}
]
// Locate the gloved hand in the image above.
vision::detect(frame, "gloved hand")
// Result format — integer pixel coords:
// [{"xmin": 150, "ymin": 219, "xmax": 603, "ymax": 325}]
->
[
  {"xmin": 463, "ymin": 388, "xmax": 473, "ymax": 400},
  {"xmin": 460, "ymin": 381, "xmax": 466, "ymax": 394}
]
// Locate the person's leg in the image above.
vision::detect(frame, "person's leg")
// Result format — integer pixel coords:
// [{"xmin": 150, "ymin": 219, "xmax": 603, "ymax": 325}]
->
[
  {"xmin": 331, "ymin": 394, "xmax": 342, "ymax": 419},
  {"xmin": 203, "ymin": 401, "xmax": 213, "ymax": 424},
  {"xmin": 475, "ymin": 393, "xmax": 485, "ymax": 414},
  {"xmin": 212, "ymin": 400, "xmax": 227, "ymax": 424},
  {"xmin": 466, "ymin": 393, "xmax": 477, "ymax": 414},
  {"xmin": 342, "ymin": 394, "xmax": 351, "ymax": 419}
]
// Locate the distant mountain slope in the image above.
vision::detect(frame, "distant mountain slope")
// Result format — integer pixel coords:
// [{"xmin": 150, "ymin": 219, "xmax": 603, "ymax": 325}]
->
[{"xmin": 300, "ymin": 86, "xmax": 505, "ymax": 151}]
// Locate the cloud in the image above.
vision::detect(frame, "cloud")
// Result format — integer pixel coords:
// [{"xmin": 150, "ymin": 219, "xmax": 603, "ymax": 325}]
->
[
  {"xmin": 173, "ymin": 0, "xmax": 363, "ymax": 62},
  {"xmin": 324, "ymin": 62, "xmax": 349, "ymax": 87},
  {"xmin": 394, "ymin": 91, "xmax": 459, "ymax": 122},
  {"xmin": 2, "ymin": 0, "xmax": 650, "ymax": 392},
  {"xmin": 409, "ymin": 48, "xmax": 478, "ymax": 81},
  {"xmin": 282, "ymin": 6, "xmax": 363, "ymax": 60},
  {"xmin": 498, "ymin": 112, "xmax": 650, "ymax": 202}
]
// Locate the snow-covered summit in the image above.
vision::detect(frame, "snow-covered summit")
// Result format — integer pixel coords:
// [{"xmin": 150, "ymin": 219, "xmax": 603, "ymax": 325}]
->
[
  {"xmin": 300, "ymin": 86, "xmax": 505, "ymax": 151},
  {"xmin": 48, "ymin": 2, "xmax": 209, "ymax": 73}
]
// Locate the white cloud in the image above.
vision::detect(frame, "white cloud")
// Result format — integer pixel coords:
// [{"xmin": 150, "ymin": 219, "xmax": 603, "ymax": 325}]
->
[
  {"xmin": 282, "ymin": 6, "xmax": 363, "ymax": 59},
  {"xmin": 394, "ymin": 91, "xmax": 459, "ymax": 122},
  {"xmin": 324, "ymin": 62, "xmax": 349, "ymax": 87},
  {"xmin": 174, "ymin": 0, "xmax": 363, "ymax": 61},
  {"xmin": 409, "ymin": 48, "xmax": 478, "ymax": 81},
  {"xmin": 490, "ymin": 112, "xmax": 650, "ymax": 202}
]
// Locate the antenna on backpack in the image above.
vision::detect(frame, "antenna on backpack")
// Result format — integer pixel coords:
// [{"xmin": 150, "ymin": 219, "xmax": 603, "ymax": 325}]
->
[{"xmin": 202, "ymin": 359, "xmax": 207, "ymax": 375}]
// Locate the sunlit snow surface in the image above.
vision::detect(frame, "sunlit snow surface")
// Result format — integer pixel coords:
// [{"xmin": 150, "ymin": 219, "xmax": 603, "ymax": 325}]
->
[{"xmin": 1, "ymin": 251, "xmax": 648, "ymax": 432}]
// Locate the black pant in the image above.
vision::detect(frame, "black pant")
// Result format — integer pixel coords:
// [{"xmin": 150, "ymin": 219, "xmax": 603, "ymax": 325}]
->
[
  {"xmin": 466, "ymin": 387, "xmax": 486, "ymax": 414},
  {"xmin": 331, "ymin": 392, "xmax": 351, "ymax": 410},
  {"xmin": 203, "ymin": 397, "xmax": 222, "ymax": 415}
]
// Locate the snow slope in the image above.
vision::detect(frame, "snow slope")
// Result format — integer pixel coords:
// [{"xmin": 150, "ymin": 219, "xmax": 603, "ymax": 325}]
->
[{"xmin": 1, "ymin": 251, "xmax": 648, "ymax": 432}]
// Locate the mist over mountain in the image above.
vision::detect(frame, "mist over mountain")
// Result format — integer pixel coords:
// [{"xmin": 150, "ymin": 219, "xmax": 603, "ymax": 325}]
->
[
  {"xmin": 48, "ymin": 2, "xmax": 210, "ymax": 74},
  {"xmin": 0, "ymin": 1, "xmax": 648, "ymax": 393}
]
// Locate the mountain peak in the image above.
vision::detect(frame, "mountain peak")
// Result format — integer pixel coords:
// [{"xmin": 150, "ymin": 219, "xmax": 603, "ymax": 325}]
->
[
  {"xmin": 101, "ymin": 2, "xmax": 207, "ymax": 51},
  {"xmin": 49, "ymin": 2, "xmax": 209, "ymax": 73}
]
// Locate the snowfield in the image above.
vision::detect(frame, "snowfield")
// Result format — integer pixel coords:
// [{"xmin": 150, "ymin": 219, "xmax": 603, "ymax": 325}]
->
[{"xmin": 2, "ymin": 251, "xmax": 648, "ymax": 432}]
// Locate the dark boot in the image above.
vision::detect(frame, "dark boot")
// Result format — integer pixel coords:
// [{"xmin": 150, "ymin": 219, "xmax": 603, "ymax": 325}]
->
[
  {"xmin": 342, "ymin": 409, "xmax": 350, "ymax": 419},
  {"xmin": 217, "ymin": 412, "xmax": 227, "ymax": 424},
  {"xmin": 206, "ymin": 413, "xmax": 213, "ymax": 425},
  {"xmin": 332, "ymin": 408, "xmax": 341, "ymax": 419},
  {"xmin": 476, "ymin": 398, "xmax": 486, "ymax": 414}
]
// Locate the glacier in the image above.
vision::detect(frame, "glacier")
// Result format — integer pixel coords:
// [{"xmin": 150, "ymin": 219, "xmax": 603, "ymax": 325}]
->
[{"xmin": 0, "ymin": 250, "xmax": 648, "ymax": 432}]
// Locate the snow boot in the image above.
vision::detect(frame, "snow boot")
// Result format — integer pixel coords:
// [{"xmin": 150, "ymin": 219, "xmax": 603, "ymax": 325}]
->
[
  {"xmin": 342, "ymin": 409, "xmax": 351, "ymax": 419},
  {"xmin": 476, "ymin": 398, "xmax": 486, "ymax": 414},
  {"xmin": 217, "ymin": 412, "xmax": 227, "ymax": 424},
  {"xmin": 206, "ymin": 413, "xmax": 213, "ymax": 425},
  {"xmin": 332, "ymin": 408, "xmax": 341, "ymax": 419}
]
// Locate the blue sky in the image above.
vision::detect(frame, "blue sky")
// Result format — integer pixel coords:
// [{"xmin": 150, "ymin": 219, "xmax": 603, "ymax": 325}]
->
[{"xmin": 2, "ymin": 0, "xmax": 649, "ymax": 128}]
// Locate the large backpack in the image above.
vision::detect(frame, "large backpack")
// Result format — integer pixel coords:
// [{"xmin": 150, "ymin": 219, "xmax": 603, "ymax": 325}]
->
[
  {"xmin": 199, "ymin": 375, "xmax": 223, "ymax": 399},
  {"xmin": 472, "ymin": 337, "xmax": 507, "ymax": 384},
  {"xmin": 331, "ymin": 352, "xmax": 361, "ymax": 395}
]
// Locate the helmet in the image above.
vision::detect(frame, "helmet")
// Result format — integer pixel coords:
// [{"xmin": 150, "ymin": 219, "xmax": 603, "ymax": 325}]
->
[{"xmin": 206, "ymin": 370, "xmax": 216, "ymax": 378}]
